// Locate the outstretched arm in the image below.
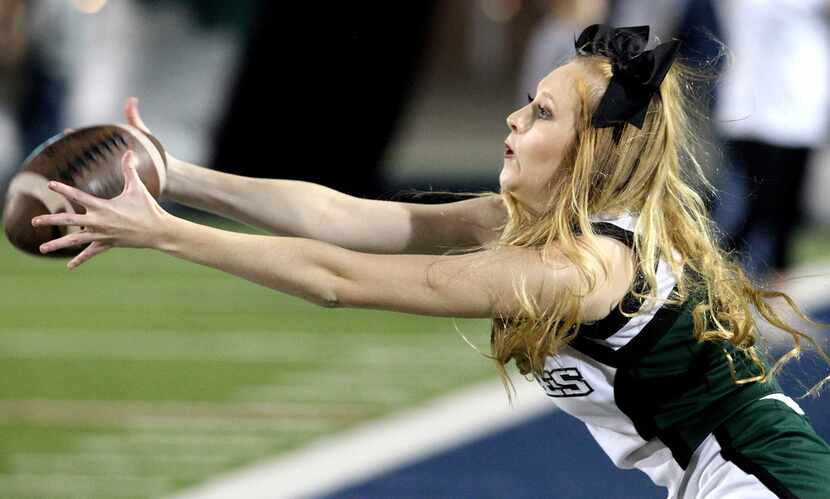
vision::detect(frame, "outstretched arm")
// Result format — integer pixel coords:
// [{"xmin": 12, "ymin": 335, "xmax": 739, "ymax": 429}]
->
[
  {"xmin": 167, "ymin": 158, "xmax": 506, "ymax": 254},
  {"xmin": 126, "ymin": 98, "xmax": 506, "ymax": 255},
  {"xmin": 153, "ymin": 215, "xmax": 542, "ymax": 317}
]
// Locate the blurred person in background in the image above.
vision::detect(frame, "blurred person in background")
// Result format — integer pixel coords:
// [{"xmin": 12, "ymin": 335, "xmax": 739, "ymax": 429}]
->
[{"xmin": 712, "ymin": 0, "xmax": 830, "ymax": 283}]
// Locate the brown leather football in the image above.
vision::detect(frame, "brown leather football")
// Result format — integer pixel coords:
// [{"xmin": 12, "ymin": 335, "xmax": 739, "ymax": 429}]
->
[{"xmin": 1, "ymin": 124, "xmax": 167, "ymax": 257}]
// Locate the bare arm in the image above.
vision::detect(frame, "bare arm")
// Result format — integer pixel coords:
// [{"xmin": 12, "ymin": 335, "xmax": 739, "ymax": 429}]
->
[
  {"xmin": 163, "ymin": 157, "xmax": 507, "ymax": 254},
  {"xmin": 129, "ymin": 97, "xmax": 507, "ymax": 255},
  {"xmin": 155, "ymin": 214, "xmax": 588, "ymax": 318}
]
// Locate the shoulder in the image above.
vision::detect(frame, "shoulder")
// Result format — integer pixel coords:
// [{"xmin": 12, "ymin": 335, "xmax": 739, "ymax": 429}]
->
[
  {"xmin": 483, "ymin": 231, "xmax": 634, "ymax": 322},
  {"xmin": 540, "ymin": 223, "xmax": 637, "ymax": 323},
  {"xmin": 583, "ymin": 234, "xmax": 637, "ymax": 322},
  {"xmin": 411, "ymin": 212, "xmax": 636, "ymax": 320}
]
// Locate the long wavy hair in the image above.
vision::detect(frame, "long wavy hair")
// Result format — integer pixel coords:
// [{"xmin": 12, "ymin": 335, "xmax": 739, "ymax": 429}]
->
[{"xmin": 437, "ymin": 53, "xmax": 830, "ymax": 401}]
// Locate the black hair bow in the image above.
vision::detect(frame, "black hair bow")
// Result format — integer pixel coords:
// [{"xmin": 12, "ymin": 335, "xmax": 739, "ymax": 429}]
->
[{"xmin": 574, "ymin": 24, "xmax": 680, "ymax": 142}]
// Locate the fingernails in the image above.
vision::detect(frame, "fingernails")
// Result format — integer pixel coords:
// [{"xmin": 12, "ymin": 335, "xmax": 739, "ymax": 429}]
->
[
  {"xmin": 31, "ymin": 218, "xmax": 39, "ymax": 226},
  {"xmin": 48, "ymin": 181, "xmax": 56, "ymax": 188}
]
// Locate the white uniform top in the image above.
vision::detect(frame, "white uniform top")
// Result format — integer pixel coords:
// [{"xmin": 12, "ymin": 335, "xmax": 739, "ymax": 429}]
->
[{"xmin": 533, "ymin": 213, "xmax": 780, "ymax": 497}]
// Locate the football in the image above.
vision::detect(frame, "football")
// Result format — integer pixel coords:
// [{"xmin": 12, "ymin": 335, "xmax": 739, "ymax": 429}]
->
[{"xmin": 1, "ymin": 124, "xmax": 167, "ymax": 257}]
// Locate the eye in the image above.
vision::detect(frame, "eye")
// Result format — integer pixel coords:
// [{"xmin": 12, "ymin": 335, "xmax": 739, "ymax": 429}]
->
[{"xmin": 527, "ymin": 93, "xmax": 552, "ymax": 120}]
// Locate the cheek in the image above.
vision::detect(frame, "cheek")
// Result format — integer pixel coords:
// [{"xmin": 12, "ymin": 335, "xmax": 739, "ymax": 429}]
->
[
  {"xmin": 525, "ymin": 130, "xmax": 568, "ymax": 166},
  {"xmin": 519, "ymin": 134, "xmax": 566, "ymax": 185}
]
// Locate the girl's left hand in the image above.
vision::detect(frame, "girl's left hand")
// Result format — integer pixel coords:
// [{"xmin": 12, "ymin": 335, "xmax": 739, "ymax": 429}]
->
[{"xmin": 31, "ymin": 150, "xmax": 174, "ymax": 270}]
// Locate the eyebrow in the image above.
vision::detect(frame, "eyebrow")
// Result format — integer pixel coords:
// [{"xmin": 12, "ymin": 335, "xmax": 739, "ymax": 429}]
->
[{"xmin": 539, "ymin": 91, "xmax": 557, "ymax": 113}]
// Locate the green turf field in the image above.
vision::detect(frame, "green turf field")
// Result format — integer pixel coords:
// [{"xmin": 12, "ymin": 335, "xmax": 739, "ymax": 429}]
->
[
  {"xmin": 0, "ymin": 215, "xmax": 498, "ymax": 499},
  {"xmin": 1, "ymin": 215, "xmax": 828, "ymax": 499}
]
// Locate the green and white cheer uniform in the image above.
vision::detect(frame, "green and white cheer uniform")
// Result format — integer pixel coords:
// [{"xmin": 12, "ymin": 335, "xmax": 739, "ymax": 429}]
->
[{"xmin": 534, "ymin": 213, "xmax": 830, "ymax": 498}]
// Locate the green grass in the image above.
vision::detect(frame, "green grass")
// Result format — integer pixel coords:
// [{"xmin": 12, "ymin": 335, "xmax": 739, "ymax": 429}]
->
[{"xmin": 0, "ymin": 215, "xmax": 497, "ymax": 498}]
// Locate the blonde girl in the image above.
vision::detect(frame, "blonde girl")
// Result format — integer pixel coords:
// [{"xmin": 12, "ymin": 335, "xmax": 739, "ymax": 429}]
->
[{"xmin": 31, "ymin": 24, "xmax": 830, "ymax": 498}]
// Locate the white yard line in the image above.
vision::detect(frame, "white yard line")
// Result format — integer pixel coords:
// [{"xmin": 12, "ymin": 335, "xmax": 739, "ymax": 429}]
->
[
  {"xmin": 0, "ymin": 399, "xmax": 369, "ymax": 426},
  {"xmin": 125, "ymin": 416, "xmax": 339, "ymax": 433},
  {"xmin": 76, "ymin": 433, "xmax": 287, "ymax": 454},
  {"xmin": 164, "ymin": 375, "xmax": 553, "ymax": 499},
  {"xmin": 0, "ymin": 473, "xmax": 170, "ymax": 498}
]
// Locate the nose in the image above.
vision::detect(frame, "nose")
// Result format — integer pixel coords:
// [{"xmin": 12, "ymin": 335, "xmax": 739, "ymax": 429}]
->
[
  {"xmin": 506, "ymin": 111, "xmax": 518, "ymax": 132},
  {"xmin": 506, "ymin": 107, "xmax": 524, "ymax": 133}
]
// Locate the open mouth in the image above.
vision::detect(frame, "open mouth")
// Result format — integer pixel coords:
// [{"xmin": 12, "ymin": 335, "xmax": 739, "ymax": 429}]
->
[{"xmin": 504, "ymin": 143, "xmax": 514, "ymax": 157}]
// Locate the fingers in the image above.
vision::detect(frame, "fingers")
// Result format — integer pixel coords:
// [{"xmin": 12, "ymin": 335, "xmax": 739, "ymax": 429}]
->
[
  {"xmin": 47, "ymin": 181, "xmax": 103, "ymax": 209},
  {"xmin": 121, "ymin": 150, "xmax": 139, "ymax": 187},
  {"xmin": 124, "ymin": 96, "xmax": 151, "ymax": 134},
  {"xmin": 121, "ymin": 150, "xmax": 149, "ymax": 194},
  {"xmin": 39, "ymin": 230, "xmax": 106, "ymax": 255},
  {"xmin": 63, "ymin": 128, "xmax": 75, "ymax": 135},
  {"xmin": 31, "ymin": 212, "xmax": 92, "ymax": 228},
  {"xmin": 67, "ymin": 241, "xmax": 112, "ymax": 270}
]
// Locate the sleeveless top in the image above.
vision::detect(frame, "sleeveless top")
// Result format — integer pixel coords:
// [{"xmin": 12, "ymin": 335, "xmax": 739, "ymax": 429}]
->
[{"xmin": 534, "ymin": 213, "xmax": 780, "ymax": 494}]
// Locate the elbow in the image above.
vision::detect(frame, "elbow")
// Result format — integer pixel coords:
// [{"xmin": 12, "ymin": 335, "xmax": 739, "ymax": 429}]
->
[
  {"xmin": 315, "ymin": 291, "xmax": 341, "ymax": 309},
  {"xmin": 309, "ymin": 285, "xmax": 341, "ymax": 308},
  {"xmin": 314, "ymin": 275, "xmax": 347, "ymax": 308},
  {"xmin": 298, "ymin": 264, "xmax": 346, "ymax": 308},
  {"xmin": 315, "ymin": 275, "xmax": 365, "ymax": 309}
]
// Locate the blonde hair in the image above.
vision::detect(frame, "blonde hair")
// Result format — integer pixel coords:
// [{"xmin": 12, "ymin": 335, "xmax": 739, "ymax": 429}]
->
[{"xmin": 478, "ymin": 55, "xmax": 830, "ymax": 399}]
